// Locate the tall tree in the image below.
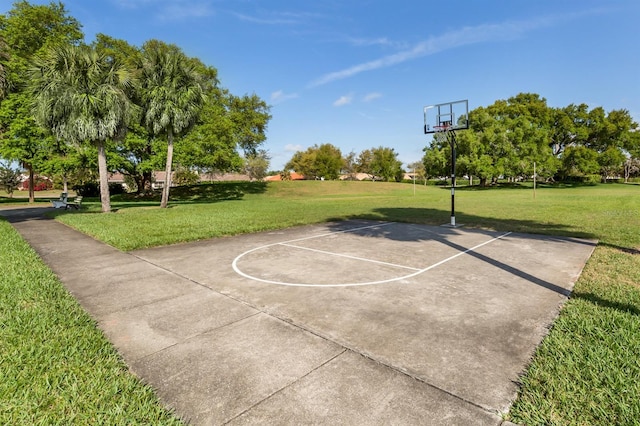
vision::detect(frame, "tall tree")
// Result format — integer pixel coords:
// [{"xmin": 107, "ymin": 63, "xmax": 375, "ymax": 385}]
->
[
  {"xmin": 138, "ymin": 40, "xmax": 205, "ymax": 208},
  {"xmin": 369, "ymin": 146, "xmax": 403, "ymax": 182},
  {"xmin": 0, "ymin": 34, "xmax": 9, "ymax": 100},
  {"xmin": 549, "ymin": 103, "xmax": 590, "ymax": 156},
  {"xmin": 0, "ymin": 93, "xmax": 52, "ymax": 201},
  {"xmin": 342, "ymin": 151, "xmax": 358, "ymax": 180},
  {"xmin": 30, "ymin": 44, "xmax": 136, "ymax": 212},
  {"xmin": 0, "ymin": 0, "xmax": 83, "ymax": 201},
  {"xmin": 228, "ymin": 93, "xmax": 271, "ymax": 156},
  {"xmin": 421, "ymin": 142, "xmax": 449, "ymax": 180},
  {"xmin": 0, "ymin": 162, "xmax": 21, "ymax": 196},
  {"xmin": 244, "ymin": 149, "xmax": 270, "ymax": 181},
  {"xmin": 559, "ymin": 145, "xmax": 599, "ymax": 180},
  {"xmin": 177, "ymin": 87, "xmax": 243, "ymax": 176},
  {"xmin": 285, "ymin": 143, "xmax": 342, "ymax": 180},
  {"xmin": 355, "ymin": 149, "xmax": 374, "ymax": 179},
  {"xmin": 597, "ymin": 147, "xmax": 625, "ymax": 183},
  {"xmin": 94, "ymin": 34, "xmax": 156, "ymax": 194},
  {"xmin": 407, "ymin": 161, "xmax": 427, "ymax": 185}
]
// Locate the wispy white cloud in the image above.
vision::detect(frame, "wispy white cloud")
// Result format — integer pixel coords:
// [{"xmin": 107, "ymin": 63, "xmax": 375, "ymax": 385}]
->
[
  {"xmin": 231, "ymin": 12, "xmax": 298, "ymax": 25},
  {"xmin": 111, "ymin": 0, "xmax": 214, "ymax": 21},
  {"xmin": 285, "ymin": 143, "xmax": 304, "ymax": 152},
  {"xmin": 111, "ymin": 0, "xmax": 156, "ymax": 9},
  {"xmin": 333, "ymin": 94, "xmax": 353, "ymax": 107},
  {"xmin": 348, "ymin": 37, "xmax": 406, "ymax": 49},
  {"xmin": 363, "ymin": 92, "xmax": 382, "ymax": 102},
  {"xmin": 271, "ymin": 90, "xmax": 299, "ymax": 104},
  {"xmin": 310, "ymin": 14, "xmax": 574, "ymax": 87},
  {"xmin": 230, "ymin": 10, "xmax": 319, "ymax": 25},
  {"xmin": 158, "ymin": 3, "xmax": 215, "ymax": 21}
]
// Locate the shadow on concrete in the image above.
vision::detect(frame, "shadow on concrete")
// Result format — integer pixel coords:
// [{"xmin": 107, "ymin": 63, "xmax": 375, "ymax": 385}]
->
[
  {"xmin": 340, "ymin": 206, "xmax": 597, "ymax": 241},
  {"xmin": 0, "ymin": 206, "xmax": 54, "ymax": 223},
  {"xmin": 326, "ymin": 210, "xmax": 599, "ymax": 298}
]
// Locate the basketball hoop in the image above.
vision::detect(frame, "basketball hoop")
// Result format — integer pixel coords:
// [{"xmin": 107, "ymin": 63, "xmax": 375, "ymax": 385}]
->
[{"xmin": 422, "ymin": 101, "xmax": 469, "ymax": 228}]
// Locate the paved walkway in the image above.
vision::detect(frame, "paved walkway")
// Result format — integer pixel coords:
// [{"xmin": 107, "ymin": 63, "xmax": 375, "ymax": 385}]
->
[{"xmin": 2, "ymin": 206, "xmax": 596, "ymax": 425}]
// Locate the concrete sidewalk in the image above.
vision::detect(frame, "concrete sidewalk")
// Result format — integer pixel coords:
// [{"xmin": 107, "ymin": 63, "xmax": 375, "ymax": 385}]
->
[{"xmin": 2, "ymin": 206, "xmax": 595, "ymax": 425}]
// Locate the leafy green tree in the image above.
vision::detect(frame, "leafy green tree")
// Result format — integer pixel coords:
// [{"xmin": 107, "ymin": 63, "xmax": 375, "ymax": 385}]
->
[
  {"xmin": 228, "ymin": 93, "xmax": 271, "ymax": 156},
  {"xmin": 355, "ymin": 149, "xmax": 374, "ymax": 179},
  {"xmin": 453, "ymin": 108, "xmax": 502, "ymax": 186},
  {"xmin": 598, "ymin": 147, "xmax": 625, "ymax": 183},
  {"xmin": 0, "ymin": 34, "xmax": 9, "ymax": 99},
  {"xmin": 172, "ymin": 166, "xmax": 199, "ymax": 186},
  {"xmin": 0, "ymin": 162, "xmax": 21, "ymax": 196},
  {"xmin": 0, "ymin": 1, "xmax": 82, "ymax": 60},
  {"xmin": 244, "ymin": 149, "xmax": 270, "ymax": 181},
  {"xmin": 30, "ymin": 44, "xmax": 136, "ymax": 212},
  {"xmin": 449, "ymin": 94, "xmax": 560, "ymax": 185},
  {"xmin": 177, "ymin": 87, "xmax": 243, "ymax": 176},
  {"xmin": 0, "ymin": 0, "xmax": 83, "ymax": 201},
  {"xmin": 0, "ymin": 92, "xmax": 52, "ymax": 202},
  {"xmin": 179, "ymin": 89, "xmax": 270, "ymax": 176},
  {"xmin": 370, "ymin": 146, "xmax": 403, "ymax": 182},
  {"xmin": 549, "ymin": 103, "xmax": 590, "ymax": 156},
  {"xmin": 138, "ymin": 40, "xmax": 205, "ymax": 208},
  {"xmin": 624, "ymin": 157, "xmax": 640, "ymax": 182},
  {"xmin": 422, "ymin": 138, "xmax": 450, "ymax": 180},
  {"xmin": 560, "ymin": 145, "xmax": 599, "ymax": 180},
  {"xmin": 342, "ymin": 151, "xmax": 358, "ymax": 179},
  {"xmin": 285, "ymin": 150, "xmax": 313, "ymax": 178},
  {"xmin": 40, "ymin": 138, "xmax": 84, "ymax": 193},
  {"xmin": 93, "ymin": 34, "xmax": 161, "ymax": 194},
  {"xmin": 407, "ymin": 161, "xmax": 427, "ymax": 185},
  {"xmin": 285, "ymin": 143, "xmax": 343, "ymax": 180},
  {"xmin": 314, "ymin": 143, "xmax": 343, "ymax": 180}
]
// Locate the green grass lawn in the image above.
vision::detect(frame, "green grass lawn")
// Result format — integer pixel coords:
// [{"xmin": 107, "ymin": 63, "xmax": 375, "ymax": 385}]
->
[
  {"xmin": 0, "ymin": 220, "xmax": 182, "ymax": 425},
  {"xmin": 2, "ymin": 180, "xmax": 640, "ymax": 424}
]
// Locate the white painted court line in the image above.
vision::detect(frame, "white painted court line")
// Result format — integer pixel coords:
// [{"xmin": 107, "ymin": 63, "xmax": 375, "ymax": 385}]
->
[
  {"xmin": 279, "ymin": 242, "xmax": 422, "ymax": 272},
  {"xmin": 232, "ymin": 223, "xmax": 512, "ymax": 287}
]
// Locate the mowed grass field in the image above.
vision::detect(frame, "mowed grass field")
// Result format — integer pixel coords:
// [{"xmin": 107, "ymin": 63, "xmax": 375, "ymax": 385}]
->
[{"xmin": 2, "ymin": 180, "xmax": 639, "ymax": 425}]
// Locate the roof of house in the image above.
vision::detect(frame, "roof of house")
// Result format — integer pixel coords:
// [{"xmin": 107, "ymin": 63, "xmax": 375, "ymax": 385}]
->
[{"xmin": 264, "ymin": 172, "xmax": 306, "ymax": 181}]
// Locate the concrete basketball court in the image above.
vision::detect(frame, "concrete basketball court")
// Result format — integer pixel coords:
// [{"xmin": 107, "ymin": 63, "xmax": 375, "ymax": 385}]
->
[
  {"xmin": 3, "ymin": 209, "xmax": 596, "ymax": 425},
  {"xmin": 128, "ymin": 220, "xmax": 595, "ymax": 423}
]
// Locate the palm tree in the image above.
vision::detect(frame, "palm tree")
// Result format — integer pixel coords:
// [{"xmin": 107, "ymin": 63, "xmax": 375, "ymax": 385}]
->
[
  {"xmin": 138, "ymin": 41, "xmax": 205, "ymax": 208},
  {"xmin": 30, "ymin": 44, "xmax": 135, "ymax": 212}
]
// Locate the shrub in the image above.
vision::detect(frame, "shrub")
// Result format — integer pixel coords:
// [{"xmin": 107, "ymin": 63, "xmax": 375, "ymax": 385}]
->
[
  {"xmin": 0, "ymin": 166, "xmax": 21, "ymax": 196},
  {"xmin": 21, "ymin": 176, "xmax": 53, "ymax": 191},
  {"xmin": 73, "ymin": 182, "xmax": 99, "ymax": 197},
  {"xmin": 173, "ymin": 168, "xmax": 200, "ymax": 186},
  {"xmin": 108, "ymin": 182, "xmax": 125, "ymax": 195}
]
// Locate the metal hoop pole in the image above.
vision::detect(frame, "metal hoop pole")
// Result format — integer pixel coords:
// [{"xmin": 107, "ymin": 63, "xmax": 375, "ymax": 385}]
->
[{"xmin": 449, "ymin": 130, "xmax": 456, "ymax": 227}]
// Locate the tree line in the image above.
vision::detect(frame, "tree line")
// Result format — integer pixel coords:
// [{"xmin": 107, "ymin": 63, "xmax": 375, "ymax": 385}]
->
[
  {"xmin": 422, "ymin": 93, "xmax": 640, "ymax": 186},
  {"xmin": 283, "ymin": 144, "xmax": 404, "ymax": 182},
  {"xmin": 0, "ymin": 1, "xmax": 271, "ymax": 212}
]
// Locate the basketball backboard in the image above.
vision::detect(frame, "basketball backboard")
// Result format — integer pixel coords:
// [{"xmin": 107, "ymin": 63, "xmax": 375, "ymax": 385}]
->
[{"xmin": 423, "ymin": 100, "xmax": 469, "ymax": 134}]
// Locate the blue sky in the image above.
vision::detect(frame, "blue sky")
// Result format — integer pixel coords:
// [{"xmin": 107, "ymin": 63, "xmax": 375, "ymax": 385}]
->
[{"xmin": 8, "ymin": 0, "xmax": 640, "ymax": 170}]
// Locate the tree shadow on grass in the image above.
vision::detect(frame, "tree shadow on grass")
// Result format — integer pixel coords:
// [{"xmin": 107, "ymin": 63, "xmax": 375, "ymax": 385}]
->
[
  {"xmin": 571, "ymin": 291, "xmax": 640, "ymax": 316},
  {"xmin": 597, "ymin": 242, "xmax": 640, "ymax": 256},
  {"xmin": 442, "ymin": 182, "xmax": 599, "ymax": 192},
  {"xmin": 110, "ymin": 181, "xmax": 269, "ymax": 209},
  {"xmin": 344, "ymin": 207, "xmax": 597, "ymax": 241},
  {"xmin": 1, "ymin": 182, "xmax": 270, "ymax": 218}
]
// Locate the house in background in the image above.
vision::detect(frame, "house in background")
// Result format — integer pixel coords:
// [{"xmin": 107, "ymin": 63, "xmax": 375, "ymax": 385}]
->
[
  {"xmin": 107, "ymin": 171, "xmax": 252, "ymax": 190},
  {"xmin": 264, "ymin": 172, "xmax": 306, "ymax": 181}
]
